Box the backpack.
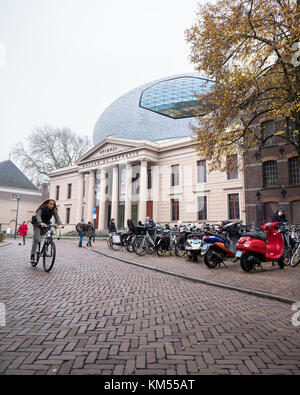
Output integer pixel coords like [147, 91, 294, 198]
[31, 215, 38, 226]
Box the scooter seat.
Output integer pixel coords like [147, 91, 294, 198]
[243, 232, 267, 241]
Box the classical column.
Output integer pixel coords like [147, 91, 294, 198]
[152, 164, 159, 221]
[139, 160, 148, 222]
[124, 162, 132, 228]
[111, 165, 119, 227]
[99, 168, 107, 230]
[87, 170, 96, 222]
[76, 173, 84, 223]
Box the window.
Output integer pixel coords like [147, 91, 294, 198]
[147, 168, 152, 189]
[132, 166, 140, 195]
[289, 157, 300, 185]
[197, 160, 207, 183]
[56, 186, 60, 201]
[262, 120, 275, 146]
[286, 118, 297, 142]
[66, 208, 71, 224]
[83, 179, 86, 197]
[227, 155, 238, 180]
[171, 165, 179, 186]
[171, 199, 180, 221]
[10, 193, 20, 200]
[198, 196, 207, 220]
[263, 161, 278, 187]
[67, 183, 72, 199]
[228, 194, 240, 219]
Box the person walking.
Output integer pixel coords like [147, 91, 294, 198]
[272, 208, 288, 223]
[18, 221, 28, 245]
[75, 219, 87, 247]
[30, 199, 63, 263]
[145, 216, 156, 228]
[86, 221, 95, 247]
[108, 218, 117, 234]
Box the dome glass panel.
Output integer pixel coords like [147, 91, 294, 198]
[139, 77, 214, 119]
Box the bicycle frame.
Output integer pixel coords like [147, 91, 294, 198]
[32, 225, 58, 272]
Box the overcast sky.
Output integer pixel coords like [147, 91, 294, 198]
[0, 0, 205, 162]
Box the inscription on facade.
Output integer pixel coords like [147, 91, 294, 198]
[99, 146, 118, 156]
[81, 151, 140, 169]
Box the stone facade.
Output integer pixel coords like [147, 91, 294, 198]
[0, 188, 42, 235]
[49, 136, 246, 232]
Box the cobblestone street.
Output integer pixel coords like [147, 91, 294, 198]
[0, 240, 299, 375]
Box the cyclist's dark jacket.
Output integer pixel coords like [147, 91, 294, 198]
[36, 206, 62, 226]
[108, 221, 117, 233]
[271, 211, 287, 223]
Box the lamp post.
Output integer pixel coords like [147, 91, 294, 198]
[93, 185, 100, 232]
[14, 194, 20, 239]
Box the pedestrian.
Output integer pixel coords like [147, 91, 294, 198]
[75, 219, 87, 247]
[145, 216, 156, 228]
[30, 199, 63, 263]
[86, 221, 95, 247]
[272, 208, 288, 223]
[17, 221, 28, 245]
[108, 218, 117, 234]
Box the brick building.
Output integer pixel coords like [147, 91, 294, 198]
[244, 118, 300, 225]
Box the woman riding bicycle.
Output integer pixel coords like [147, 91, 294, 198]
[30, 199, 63, 263]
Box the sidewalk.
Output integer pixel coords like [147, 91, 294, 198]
[90, 240, 300, 304]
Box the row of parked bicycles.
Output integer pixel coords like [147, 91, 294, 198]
[106, 219, 300, 272]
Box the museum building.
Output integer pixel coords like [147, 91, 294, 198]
[49, 73, 245, 231]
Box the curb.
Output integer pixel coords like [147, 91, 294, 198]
[92, 249, 298, 305]
[0, 242, 12, 248]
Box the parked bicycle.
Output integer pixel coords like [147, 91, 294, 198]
[290, 224, 300, 268]
[31, 225, 63, 272]
[133, 226, 158, 256]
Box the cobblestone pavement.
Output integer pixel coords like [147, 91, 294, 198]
[91, 240, 300, 302]
[0, 240, 299, 375]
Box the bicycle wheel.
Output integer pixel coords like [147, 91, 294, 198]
[157, 245, 167, 256]
[290, 244, 300, 267]
[125, 235, 134, 252]
[145, 240, 155, 255]
[111, 241, 122, 251]
[107, 236, 113, 250]
[174, 240, 186, 257]
[43, 240, 56, 272]
[133, 235, 147, 256]
[282, 247, 292, 266]
[31, 242, 40, 267]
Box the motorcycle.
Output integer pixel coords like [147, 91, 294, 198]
[201, 221, 243, 268]
[235, 221, 285, 272]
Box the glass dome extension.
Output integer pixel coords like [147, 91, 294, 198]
[139, 77, 214, 119]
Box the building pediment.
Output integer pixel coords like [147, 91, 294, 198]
[76, 136, 143, 165]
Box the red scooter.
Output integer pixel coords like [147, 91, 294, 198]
[235, 222, 285, 272]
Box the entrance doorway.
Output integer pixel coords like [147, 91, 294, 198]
[131, 204, 138, 226]
[146, 201, 153, 219]
[107, 204, 111, 228]
[118, 204, 125, 230]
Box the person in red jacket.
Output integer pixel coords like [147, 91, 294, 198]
[18, 221, 28, 245]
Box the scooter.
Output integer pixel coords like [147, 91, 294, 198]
[185, 233, 202, 262]
[235, 222, 285, 272]
[201, 221, 242, 268]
